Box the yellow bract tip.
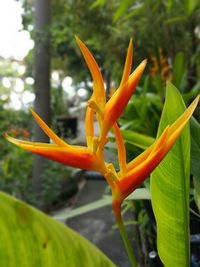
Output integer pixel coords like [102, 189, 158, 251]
[75, 36, 106, 109]
[30, 109, 68, 147]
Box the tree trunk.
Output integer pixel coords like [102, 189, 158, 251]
[32, 0, 51, 194]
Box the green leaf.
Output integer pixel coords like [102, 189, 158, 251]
[166, 0, 173, 11]
[123, 4, 144, 20]
[113, 0, 133, 22]
[194, 176, 200, 213]
[0, 192, 116, 267]
[121, 130, 155, 150]
[90, 0, 106, 9]
[190, 117, 200, 178]
[183, 81, 200, 103]
[152, 74, 164, 95]
[184, 0, 199, 16]
[113, 0, 144, 22]
[164, 16, 187, 25]
[150, 82, 190, 267]
[54, 189, 151, 220]
[173, 52, 185, 89]
[190, 117, 200, 212]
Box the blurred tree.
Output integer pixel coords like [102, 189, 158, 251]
[21, 0, 200, 95]
[110, 0, 200, 91]
[21, 0, 133, 94]
[50, 0, 133, 95]
[32, 0, 51, 194]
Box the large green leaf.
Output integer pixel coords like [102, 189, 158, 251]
[150, 82, 190, 267]
[0, 192, 116, 267]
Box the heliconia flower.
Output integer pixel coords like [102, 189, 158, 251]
[5, 37, 199, 218]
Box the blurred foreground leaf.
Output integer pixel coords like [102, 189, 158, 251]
[0, 192, 115, 267]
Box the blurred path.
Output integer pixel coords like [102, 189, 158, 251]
[66, 179, 130, 267]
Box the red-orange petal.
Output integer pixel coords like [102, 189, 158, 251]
[4, 134, 102, 171]
[101, 60, 147, 141]
[126, 143, 154, 173]
[118, 126, 170, 199]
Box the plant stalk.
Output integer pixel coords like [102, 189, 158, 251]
[113, 201, 137, 267]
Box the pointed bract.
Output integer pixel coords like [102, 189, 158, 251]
[119, 39, 133, 88]
[75, 36, 106, 110]
[101, 60, 147, 142]
[30, 109, 68, 147]
[4, 134, 104, 171]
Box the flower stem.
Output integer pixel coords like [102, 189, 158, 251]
[113, 201, 137, 267]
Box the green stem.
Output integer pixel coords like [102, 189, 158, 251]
[113, 201, 138, 267]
